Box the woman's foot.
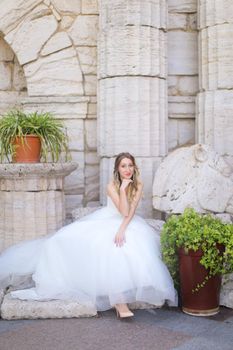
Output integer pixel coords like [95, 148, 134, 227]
[114, 304, 134, 319]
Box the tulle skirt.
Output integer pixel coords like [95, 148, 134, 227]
[0, 205, 176, 311]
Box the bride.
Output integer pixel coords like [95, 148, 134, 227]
[0, 152, 176, 318]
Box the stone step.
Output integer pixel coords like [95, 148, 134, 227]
[0, 293, 97, 320]
[0, 290, 161, 320]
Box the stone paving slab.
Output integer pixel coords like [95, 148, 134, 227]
[0, 307, 233, 350]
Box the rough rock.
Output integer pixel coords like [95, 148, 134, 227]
[220, 273, 233, 309]
[153, 144, 233, 214]
[1, 293, 97, 320]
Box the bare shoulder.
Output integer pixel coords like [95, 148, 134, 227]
[107, 181, 116, 194]
[137, 181, 143, 191]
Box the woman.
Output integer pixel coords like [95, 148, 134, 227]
[0, 153, 176, 318]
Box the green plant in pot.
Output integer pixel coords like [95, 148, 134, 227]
[0, 110, 69, 163]
[161, 208, 233, 316]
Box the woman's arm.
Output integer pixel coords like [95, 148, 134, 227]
[107, 180, 132, 217]
[114, 183, 143, 247]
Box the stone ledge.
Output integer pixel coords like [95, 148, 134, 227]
[0, 293, 97, 320]
[0, 292, 162, 320]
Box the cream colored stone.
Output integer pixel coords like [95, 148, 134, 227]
[65, 194, 84, 214]
[177, 119, 195, 145]
[0, 163, 77, 252]
[5, 15, 58, 65]
[98, 77, 167, 157]
[85, 119, 97, 150]
[168, 119, 178, 150]
[168, 13, 187, 30]
[0, 37, 14, 61]
[52, 0, 81, 14]
[0, 289, 5, 307]
[12, 57, 27, 91]
[85, 151, 100, 165]
[64, 119, 84, 151]
[24, 47, 84, 96]
[60, 15, 75, 30]
[84, 164, 99, 202]
[87, 102, 97, 116]
[168, 96, 195, 118]
[0, 91, 20, 114]
[197, 91, 233, 155]
[168, 31, 198, 75]
[64, 152, 84, 194]
[84, 75, 97, 96]
[41, 32, 72, 56]
[0, 62, 12, 90]
[1, 293, 97, 319]
[198, 0, 233, 29]
[76, 46, 97, 75]
[0, 0, 42, 34]
[129, 302, 162, 310]
[21, 96, 88, 119]
[99, 27, 166, 78]
[168, 76, 198, 96]
[220, 273, 233, 308]
[168, 0, 197, 13]
[81, 0, 98, 14]
[69, 15, 98, 46]
[153, 144, 233, 214]
[100, 0, 166, 29]
[199, 24, 233, 90]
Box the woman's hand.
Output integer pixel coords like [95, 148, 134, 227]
[114, 229, 126, 247]
[120, 179, 132, 191]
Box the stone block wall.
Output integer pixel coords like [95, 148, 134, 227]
[0, 36, 26, 113]
[168, 0, 198, 150]
[0, 0, 99, 219]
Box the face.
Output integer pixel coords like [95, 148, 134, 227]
[118, 157, 134, 180]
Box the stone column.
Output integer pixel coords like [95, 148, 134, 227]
[0, 162, 77, 252]
[196, 0, 233, 161]
[98, 0, 168, 217]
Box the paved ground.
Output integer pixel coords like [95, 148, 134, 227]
[0, 306, 233, 350]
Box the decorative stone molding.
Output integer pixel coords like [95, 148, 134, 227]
[0, 162, 77, 252]
[153, 144, 233, 214]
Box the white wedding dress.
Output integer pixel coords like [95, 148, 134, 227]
[0, 196, 176, 311]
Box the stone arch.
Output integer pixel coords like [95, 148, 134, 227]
[0, 0, 100, 218]
[0, 0, 84, 97]
[0, 34, 27, 113]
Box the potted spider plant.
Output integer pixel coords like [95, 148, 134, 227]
[161, 208, 233, 316]
[0, 110, 69, 163]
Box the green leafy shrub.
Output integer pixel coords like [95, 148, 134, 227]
[0, 110, 69, 162]
[161, 208, 233, 291]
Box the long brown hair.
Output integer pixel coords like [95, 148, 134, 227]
[113, 152, 140, 202]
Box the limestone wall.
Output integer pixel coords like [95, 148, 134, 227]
[0, 0, 99, 219]
[168, 0, 198, 150]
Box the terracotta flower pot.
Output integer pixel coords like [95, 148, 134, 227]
[178, 247, 224, 316]
[12, 135, 41, 163]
